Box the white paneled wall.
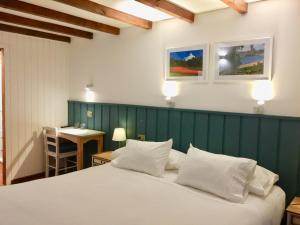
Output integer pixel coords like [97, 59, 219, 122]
[0, 31, 70, 184]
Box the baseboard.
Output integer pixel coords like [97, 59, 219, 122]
[11, 172, 45, 184]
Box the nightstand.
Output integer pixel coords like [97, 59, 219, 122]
[287, 197, 300, 225]
[92, 151, 112, 166]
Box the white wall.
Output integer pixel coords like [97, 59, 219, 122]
[69, 0, 300, 117]
[0, 32, 70, 184]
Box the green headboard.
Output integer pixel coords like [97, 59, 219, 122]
[68, 100, 300, 203]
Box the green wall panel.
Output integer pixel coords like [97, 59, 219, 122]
[223, 116, 240, 157]
[208, 115, 224, 154]
[194, 113, 209, 150]
[94, 104, 102, 131]
[87, 104, 95, 129]
[180, 112, 194, 152]
[146, 109, 157, 141]
[168, 111, 181, 150]
[157, 110, 168, 141]
[68, 101, 300, 203]
[127, 107, 136, 139]
[137, 108, 146, 136]
[240, 117, 259, 159]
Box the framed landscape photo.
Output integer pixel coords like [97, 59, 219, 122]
[214, 38, 273, 80]
[165, 44, 209, 81]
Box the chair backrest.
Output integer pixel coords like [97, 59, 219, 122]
[43, 127, 59, 154]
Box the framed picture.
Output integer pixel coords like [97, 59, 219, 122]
[165, 44, 209, 81]
[214, 37, 273, 80]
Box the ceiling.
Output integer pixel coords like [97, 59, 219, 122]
[0, 0, 264, 35]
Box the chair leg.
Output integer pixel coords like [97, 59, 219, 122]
[55, 157, 59, 176]
[45, 154, 49, 178]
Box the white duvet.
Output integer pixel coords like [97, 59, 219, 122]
[0, 164, 285, 225]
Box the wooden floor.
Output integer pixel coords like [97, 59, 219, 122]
[0, 163, 2, 186]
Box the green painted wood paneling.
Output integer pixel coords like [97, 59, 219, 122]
[208, 115, 224, 154]
[168, 111, 181, 150]
[94, 104, 102, 131]
[127, 107, 136, 139]
[87, 104, 95, 129]
[137, 108, 146, 136]
[68, 101, 74, 126]
[180, 112, 194, 152]
[223, 116, 240, 157]
[110, 106, 119, 149]
[157, 109, 168, 141]
[194, 113, 209, 150]
[240, 117, 259, 159]
[68, 101, 300, 203]
[102, 105, 110, 150]
[118, 106, 127, 130]
[146, 109, 157, 141]
[80, 103, 88, 127]
[258, 118, 279, 172]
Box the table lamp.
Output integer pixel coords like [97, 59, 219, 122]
[112, 128, 126, 148]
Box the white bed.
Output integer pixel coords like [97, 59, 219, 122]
[0, 164, 285, 225]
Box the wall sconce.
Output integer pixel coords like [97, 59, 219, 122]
[85, 83, 95, 102]
[162, 81, 178, 107]
[252, 80, 273, 114]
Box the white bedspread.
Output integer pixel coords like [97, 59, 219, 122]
[0, 164, 285, 225]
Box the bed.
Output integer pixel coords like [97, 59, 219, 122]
[0, 164, 285, 225]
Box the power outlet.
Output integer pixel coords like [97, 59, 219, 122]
[137, 134, 145, 141]
[87, 110, 93, 118]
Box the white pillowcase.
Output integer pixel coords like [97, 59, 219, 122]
[111, 147, 125, 160]
[111, 147, 186, 170]
[111, 139, 173, 177]
[176, 145, 257, 203]
[165, 149, 186, 170]
[248, 165, 279, 197]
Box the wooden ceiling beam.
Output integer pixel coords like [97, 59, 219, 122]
[0, 23, 71, 43]
[53, 0, 152, 29]
[221, 0, 248, 14]
[136, 0, 194, 23]
[0, 12, 93, 39]
[0, 0, 120, 35]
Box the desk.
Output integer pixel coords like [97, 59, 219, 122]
[58, 128, 105, 170]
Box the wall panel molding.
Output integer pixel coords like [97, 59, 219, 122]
[69, 100, 300, 203]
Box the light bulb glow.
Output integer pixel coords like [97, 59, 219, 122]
[252, 80, 273, 105]
[162, 81, 178, 100]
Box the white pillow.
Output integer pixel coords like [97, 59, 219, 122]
[111, 147, 125, 160]
[112, 139, 173, 177]
[165, 149, 186, 170]
[248, 165, 279, 197]
[111, 147, 185, 170]
[176, 145, 257, 203]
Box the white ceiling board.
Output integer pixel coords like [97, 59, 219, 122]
[169, 0, 263, 14]
[20, 0, 130, 28]
[1, 0, 267, 33]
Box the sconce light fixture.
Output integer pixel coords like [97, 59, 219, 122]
[85, 83, 95, 102]
[252, 80, 273, 114]
[162, 81, 178, 107]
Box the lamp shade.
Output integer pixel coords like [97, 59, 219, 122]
[252, 80, 273, 105]
[112, 128, 126, 142]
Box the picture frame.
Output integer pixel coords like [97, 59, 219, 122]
[165, 44, 209, 81]
[214, 37, 273, 81]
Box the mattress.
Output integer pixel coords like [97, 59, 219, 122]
[0, 164, 285, 225]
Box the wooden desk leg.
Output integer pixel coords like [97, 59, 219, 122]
[77, 141, 84, 170]
[98, 135, 103, 153]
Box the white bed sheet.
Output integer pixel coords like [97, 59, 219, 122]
[0, 164, 285, 225]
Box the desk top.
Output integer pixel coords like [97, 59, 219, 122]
[58, 127, 105, 137]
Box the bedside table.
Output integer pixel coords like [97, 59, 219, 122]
[287, 197, 300, 225]
[92, 151, 112, 166]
